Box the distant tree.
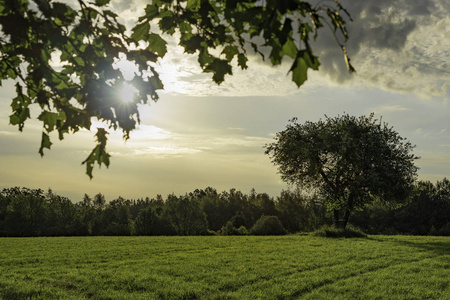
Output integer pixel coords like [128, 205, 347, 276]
[0, 192, 10, 236]
[44, 189, 83, 236]
[163, 194, 208, 235]
[101, 197, 132, 235]
[0, 0, 353, 177]
[93, 193, 106, 210]
[78, 193, 95, 235]
[394, 179, 450, 235]
[275, 189, 323, 233]
[134, 206, 158, 236]
[250, 215, 287, 235]
[265, 113, 419, 229]
[197, 188, 227, 231]
[1, 187, 46, 236]
[134, 206, 175, 236]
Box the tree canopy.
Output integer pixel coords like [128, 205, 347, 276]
[0, 0, 353, 177]
[265, 113, 419, 228]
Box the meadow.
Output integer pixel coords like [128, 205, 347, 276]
[0, 235, 449, 299]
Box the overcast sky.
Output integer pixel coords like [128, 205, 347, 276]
[0, 0, 449, 202]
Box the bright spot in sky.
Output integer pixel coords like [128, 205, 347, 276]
[113, 53, 139, 81]
[120, 82, 138, 103]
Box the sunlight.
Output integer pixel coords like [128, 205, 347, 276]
[113, 53, 139, 81]
[120, 82, 138, 103]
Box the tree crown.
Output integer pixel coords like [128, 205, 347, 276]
[265, 113, 419, 211]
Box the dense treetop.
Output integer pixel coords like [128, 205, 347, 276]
[265, 113, 419, 228]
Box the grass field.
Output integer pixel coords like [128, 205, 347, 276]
[0, 235, 449, 299]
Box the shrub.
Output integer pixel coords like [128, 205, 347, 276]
[438, 222, 450, 236]
[219, 221, 248, 235]
[312, 225, 367, 238]
[250, 215, 287, 236]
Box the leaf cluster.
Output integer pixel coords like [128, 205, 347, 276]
[0, 0, 354, 177]
[0, 0, 163, 177]
[137, 0, 353, 86]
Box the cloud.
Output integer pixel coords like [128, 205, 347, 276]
[313, 0, 450, 98]
[373, 105, 410, 114]
[111, 146, 202, 159]
[147, 0, 450, 99]
[49, 0, 450, 100]
[227, 127, 246, 132]
[130, 125, 173, 141]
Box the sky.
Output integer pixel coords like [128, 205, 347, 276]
[0, 0, 449, 202]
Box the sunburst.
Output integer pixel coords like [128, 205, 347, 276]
[120, 82, 138, 103]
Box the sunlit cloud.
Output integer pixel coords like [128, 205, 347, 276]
[113, 53, 139, 81]
[374, 105, 410, 114]
[0, 131, 15, 136]
[110, 145, 202, 159]
[130, 125, 173, 140]
[211, 136, 272, 148]
[227, 127, 246, 132]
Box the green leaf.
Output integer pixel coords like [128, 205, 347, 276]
[237, 53, 248, 69]
[95, 0, 110, 6]
[149, 74, 164, 90]
[280, 38, 297, 59]
[6, 67, 17, 79]
[198, 49, 214, 68]
[9, 114, 21, 126]
[38, 111, 58, 132]
[159, 16, 176, 34]
[39, 132, 52, 157]
[204, 59, 232, 84]
[179, 21, 192, 33]
[290, 57, 308, 87]
[52, 3, 77, 25]
[146, 33, 167, 57]
[131, 22, 150, 42]
[181, 35, 203, 54]
[290, 50, 320, 87]
[144, 4, 159, 20]
[82, 128, 110, 179]
[187, 0, 201, 12]
[221, 45, 239, 62]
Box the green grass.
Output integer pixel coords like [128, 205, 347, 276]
[0, 235, 449, 299]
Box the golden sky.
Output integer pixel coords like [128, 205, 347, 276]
[0, 0, 449, 202]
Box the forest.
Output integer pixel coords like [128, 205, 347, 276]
[1, 178, 449, 237]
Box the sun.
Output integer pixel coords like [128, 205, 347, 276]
[120, 82, 138, 103]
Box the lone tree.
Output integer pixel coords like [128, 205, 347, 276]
[265, 113, 419, 229]
[0, 0, 353, 177]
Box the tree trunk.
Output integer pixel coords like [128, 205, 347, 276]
[333, 209, 351, 229]
[342, 209, 351, 229]
[333, 209, 341, 228]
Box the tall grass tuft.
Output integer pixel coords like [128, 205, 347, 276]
[312, 225, 367, 238]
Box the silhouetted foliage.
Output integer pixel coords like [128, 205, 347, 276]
[0, 0, 353, 177]
[351, 179, 450, 235]
[219, 221, 248, 236]
[134, 206, 176, 236]
[163, 194, 209, 235]
[1, 179, 448, 237]
[250, 215, 287, 236]
[266, 113, 419, 229]
[275, 190, 328, 233]
[312, 225, 366, 238]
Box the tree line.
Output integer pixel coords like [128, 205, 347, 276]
[1, 179, 449, 237]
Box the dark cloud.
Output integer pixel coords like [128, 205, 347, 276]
[307, 0, 449, 97]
